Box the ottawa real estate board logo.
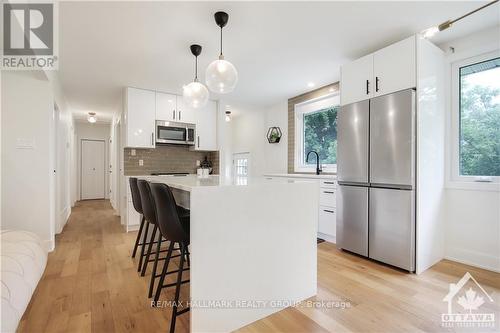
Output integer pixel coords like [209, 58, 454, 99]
[2, 2, 58, 70]
[441, 272, 496, 329]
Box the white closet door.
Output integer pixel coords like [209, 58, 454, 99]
[81, 140, 105, 200]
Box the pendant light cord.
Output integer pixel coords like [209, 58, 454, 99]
[220, 27, 223, 57]
[194, 55, 198, 81]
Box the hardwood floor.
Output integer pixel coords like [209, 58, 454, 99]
[19, 200, 499, 333]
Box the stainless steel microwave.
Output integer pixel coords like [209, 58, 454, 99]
[156, 121, 196, 145]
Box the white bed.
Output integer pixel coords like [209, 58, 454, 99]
[0, 230, 48, 332]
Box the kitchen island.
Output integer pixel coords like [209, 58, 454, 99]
[137, 175, 319, 332]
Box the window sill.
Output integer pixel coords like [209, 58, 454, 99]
[445, 180, 500, 192]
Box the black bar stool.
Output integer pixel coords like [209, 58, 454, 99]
[129, 178, 147, 268]
[150, 182, 190, 333]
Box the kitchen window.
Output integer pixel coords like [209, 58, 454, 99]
[450, 51, 500, 188]
[295, 94, 339, 173]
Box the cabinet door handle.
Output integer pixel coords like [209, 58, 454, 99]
[172, 110, 175, 119]
[366, 79, 369, 95]
[197, 136, 200, 148]
[375, 76, 379, 92]
[151, 132, 154, 145]
[323, 191, 334, 194]
[323, 209, 335, 214]
[179, 110, 181, 121]
[323, 181, 335, 184]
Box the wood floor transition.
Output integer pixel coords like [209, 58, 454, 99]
[18, 200, 499, 333]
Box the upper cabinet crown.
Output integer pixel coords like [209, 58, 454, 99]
[341, 35, 416, 106]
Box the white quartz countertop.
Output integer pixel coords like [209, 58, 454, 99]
[136, 174, 314, 192]
[264, 173, 337, 180]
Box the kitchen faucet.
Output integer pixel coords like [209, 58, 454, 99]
[306, 151, 322, 175]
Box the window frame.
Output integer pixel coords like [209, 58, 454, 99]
[294, 94, 340, 173]
[449, 50, 500, 189]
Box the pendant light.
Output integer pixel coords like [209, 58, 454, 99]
[183, 44, 209, 109]
[205, 11, 238, 94]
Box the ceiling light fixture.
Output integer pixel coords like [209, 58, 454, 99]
[87, 112, 97, 123]
[307, 82, 315, 88]
[205, 11, 238, 94]
[421, 0, 499, 38]
[183, 44, 209, 109]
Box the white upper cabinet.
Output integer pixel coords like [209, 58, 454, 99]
[341, 35, 417, 105]
[373, 36, 416, 97]
[341, 54, 373, 106]
[155, 92, 177, 121]
[125, 87, 156, 148]
[192, 100, 217, 151]
[176, 98, 197, 124]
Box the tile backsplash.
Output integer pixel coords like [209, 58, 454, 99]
[124, 145, 219, 175]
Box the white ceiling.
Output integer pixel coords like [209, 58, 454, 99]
[59, 1, 499, 122]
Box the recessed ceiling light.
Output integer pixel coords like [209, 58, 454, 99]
[307, 82, 315, 88]
[329, 87, 334, 92]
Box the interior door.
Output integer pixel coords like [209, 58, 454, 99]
[336, 185, 368, 256]
[337, 100, 369, 184]
[370, 89, 415, 187]
[369, 187, 415, 271]
[81, 140, 105, 200]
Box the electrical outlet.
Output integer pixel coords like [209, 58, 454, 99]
[139, 159, 143, 166]
[196, 160, 200, 167]
[131, 149, 136, 156]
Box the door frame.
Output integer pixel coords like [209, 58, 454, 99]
[80, 139, 106, 200]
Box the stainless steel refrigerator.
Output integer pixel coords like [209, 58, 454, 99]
[336, 89, 416, 271]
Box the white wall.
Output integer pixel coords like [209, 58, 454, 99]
[439, 25, 500, 272]
[1, 71, 55, 250]
[75, 122, 111, 200]
[228, 101, 288, 177]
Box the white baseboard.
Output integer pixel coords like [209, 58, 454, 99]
[445, 247, 500, 273]
[44, 238, 55, 252]
[125, 224, 140, 232]
[318, 233, 336, 244]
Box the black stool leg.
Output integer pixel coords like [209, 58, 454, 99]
[154, 241, 175, 303]
[170, 243, 186, 333]
[148, 231, 162, 298]
[141, 225, 157, 276]
[185, 245, 190, 267]
[131, 216, 145, 258]
[138, 221, 150, 272]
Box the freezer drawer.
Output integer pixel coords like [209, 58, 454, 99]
[337, 100, 369, 183]
[370, 89, 415, 187]
[336, 185, 368, 256]
[369, 187, 415, 271]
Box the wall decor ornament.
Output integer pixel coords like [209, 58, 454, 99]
[267, 127, 282, 143]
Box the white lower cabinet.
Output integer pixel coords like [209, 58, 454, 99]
[264, 175, 337, 243]
[319, 207, 336, 239]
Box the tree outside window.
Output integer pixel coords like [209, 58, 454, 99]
[459, 57, 500, 177]
[303, 106, 338, 166]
